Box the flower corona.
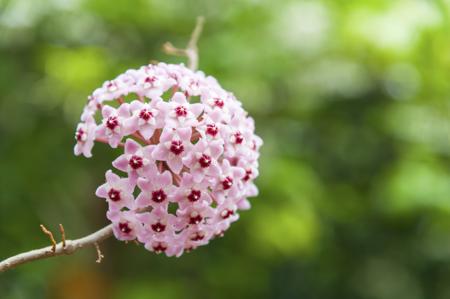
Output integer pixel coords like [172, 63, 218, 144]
[74, 63, 262, 257]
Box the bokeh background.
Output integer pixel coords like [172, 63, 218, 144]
[1, 0, 449, 298]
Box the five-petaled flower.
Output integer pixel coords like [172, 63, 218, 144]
[151, 127, 193, 174]
[74, 116, 96, 158]
[158, 92, 203, 128]
[96, 170, 134, 209]
[96, 105, 130, 148]
[135, 170, 175, 209]
[124, 99, 163, 140]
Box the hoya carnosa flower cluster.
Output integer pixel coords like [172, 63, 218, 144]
[74, 63, 262, 257]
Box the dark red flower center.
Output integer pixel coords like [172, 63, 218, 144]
[129, 155, 143, 169]
[206, 124, 218, 137]
[189, 212, 203, 225]
[198, 154, 211, 168]
[252, 140, 257, 150]
[139, 109, 153, 121]
[106, 116, 119, 130]
[187, 189, 201, 202]
[170, 140, 184, 155]
[189, 80, 199, 89]
[234, 132, 244, 144]
[151, 222, 166, 232]
[75, 128, 85, 141]
[108, 188, 121, 202]
[243, 169, 252, 182]
[221, 209, 234, 219]
[175, 106, 187, 117]
[106, 82, 117, 91]
[214, 98, 224, 108]
[222, 177, 233, 190]
[145, 76, 157, 85]
[190, 231, 205, 241]
[151, 189, 167, 203]
[119, 222, 132, 234]
[152, 242, 167, 253]
[184, 246, 195, 252]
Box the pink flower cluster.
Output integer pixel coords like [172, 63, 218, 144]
[74, 63, 262, 256]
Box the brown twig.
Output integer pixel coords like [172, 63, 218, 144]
[94, 243, 104, 264]
[132, 132, 150, 144]
[59, 224, 66, 248]
[163, 16, 205, 71]
[40, 224, 57, 253]
[162, 42, 186, 56]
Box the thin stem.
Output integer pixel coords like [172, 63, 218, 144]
[94, 242, 104, 264]
[186, 16, 205, 70]
[163, 16, 205, 71]
[39, 224, 57, 253]
[59, 224, 66, 248]
[131, 132, 151, 145]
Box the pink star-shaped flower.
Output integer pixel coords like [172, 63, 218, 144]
[135, 170, 175, 209]
[158, 92, 203, 128]
[135, 65, 175, 99]
[95, 170, 134, 209]
[123, 99, 162, 140]
[174, 173, 213, 209]
[214, 159, 245, 200]
[176, 201, 215, 228]
[151, 127, 192, 174]
[136, 207, 180, 243]
[144, 239, 183, 257]
[112, 139, 156, 182]
[96, 104, 131, 148]
[196, 113, 231, 142]
[182, 139, 223, 183]
[74, 116, 96, 158]
[107, 210, 141, 241]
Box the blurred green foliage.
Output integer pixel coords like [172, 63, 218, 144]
[0, 0, 449, 298]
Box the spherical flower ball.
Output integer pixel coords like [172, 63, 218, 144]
[74, 63, 262, 257]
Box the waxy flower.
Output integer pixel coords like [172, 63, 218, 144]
[74, 116, 96, 158]
[182, 139, 223, 183]
[136, 65, 175, 99]
[96, 104, 130, 148]
[158, 92, 203, 128]
[135, 170, 175, 209]
[174, 173, 213, 209]
[151, 127, 193, 174]
[74, 63, 262, 256]
[213, 159, 246, 201]
[112, 139, 156, 182]
[95, 170, 134, 209]
[107, 210, 141, 241]
[124, 99, 163, 140]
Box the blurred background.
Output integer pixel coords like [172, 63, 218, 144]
[0, 0, 449, 298]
